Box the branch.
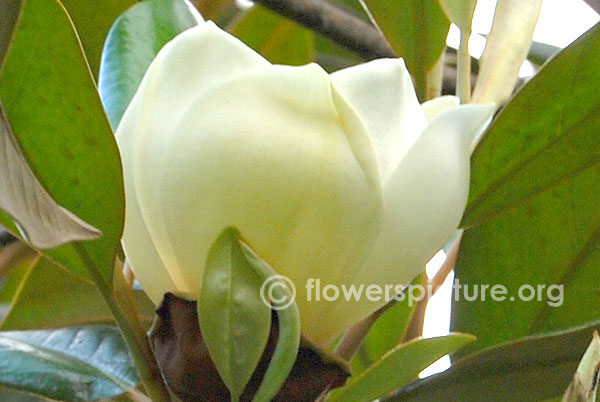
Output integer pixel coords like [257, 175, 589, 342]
[252, 0, 396, 60]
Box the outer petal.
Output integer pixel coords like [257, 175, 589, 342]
[116, 84, 178, 304]
[117, 21, 269, 295]
[133, 63, 383, 346]
[346, 104, 495, 322]
[330, 59, 428, 183]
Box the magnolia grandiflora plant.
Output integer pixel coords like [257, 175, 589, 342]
[116, 18, 494, 348]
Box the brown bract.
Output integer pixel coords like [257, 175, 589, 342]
[149, 293, 349, 402]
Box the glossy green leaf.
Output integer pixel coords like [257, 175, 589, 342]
[59, 0, 137, 78]
[361, 0, 450, 99]
[0, 105, 102, 249]
[198, 228, 271, 402]
[453, 22, 600, 357]
[387, 322, 600, 402]
[240, 240, 301, 402]
[329, 334, 475, 402]
[0, 325, 139, 402]
[0, 0, 124, 281]
[1, 257, 155, 330]
[99, 0, 201, 129]
[229, 6, 314, 66]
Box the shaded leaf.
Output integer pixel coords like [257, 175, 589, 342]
[0, 0, 124, 281]
[0, 0, 21, 66]
[1, 257, 155, 330]
[198, 228, 271, 401]
[0, 106, 101, 249]
[229, 6, 314, 66]
[0, 325, 138, 402]
[387, 322, 600, 402]
[361, 0, 450, 99]
[328, 333, 475, 402]
[99, 0, 201, 129]
[453, 22, 600, 357]
[561, 331, 600, 402]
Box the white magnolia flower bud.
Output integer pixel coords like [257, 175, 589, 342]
[116, 20, 494, 347]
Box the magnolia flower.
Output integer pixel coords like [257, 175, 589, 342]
[116, 20, 494, 347]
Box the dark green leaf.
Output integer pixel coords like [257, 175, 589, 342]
[1, 257, 155, 330]
[387, 323, 600, 402]
[59, 0, 137, 78]
[99, 0, 201, 129]
[361, 0, 450, 99]
[229, 6, 314, 66]
[329, 333, 475, 402]
[0, 325, 139, 402]
[0, 0, 124, 281]
[198, 228, 271, 401]
[453, 22, 600, 357]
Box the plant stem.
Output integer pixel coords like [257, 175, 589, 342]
[457, 28, 471, 103]
[72, 243, 171, 402]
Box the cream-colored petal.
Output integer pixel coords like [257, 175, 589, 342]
[117, 21, 270, 290]
[331, 58, 428, 183]
[345, 104, 495, 322]
[116, 87, 178, 304]
[134, 63, 383, 346]
[421, 95, 459, 122]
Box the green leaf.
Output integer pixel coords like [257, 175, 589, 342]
[59, 0, 137, 78]
[350, 278, 420, 374]
[387, 322, 600, 402]
[240, 240, 301, 402]
[0, 0, 124, 282]
[361, 0, 450, 99]
[0, 325, 139, 402]
[0, 105, 102, 249]
[329, 333, 475, 402]
[1, 257, 155, 330]
[99, 0, 201, 129]
[198, 228, 271, 402]
[229, 6, 314, 66]
[453, 22, 600, 357]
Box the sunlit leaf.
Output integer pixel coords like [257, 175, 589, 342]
[453, 22, 600, 358]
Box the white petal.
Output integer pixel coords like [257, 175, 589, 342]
[117, 22, 270, 291]
[345, 104, 495, 322]
[421, 95, 459, 122]
[331, 58, 428, 183]
[116, 90, 178, 304]
[133, 63, 383, 346]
